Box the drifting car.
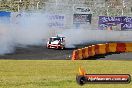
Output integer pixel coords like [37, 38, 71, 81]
[47, 35, 65, 49]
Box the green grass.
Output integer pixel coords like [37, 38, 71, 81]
[0, 60, 131, 88]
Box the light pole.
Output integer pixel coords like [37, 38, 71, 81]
[122, 0, 125, 16]
[37, 1, 40, 10]
[107, 6, 109, 16]
[131, 7, 132, 15]
[18, 4, 19, 12]
[18, 0, 22, 12]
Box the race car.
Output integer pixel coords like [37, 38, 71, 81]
[47, 35, 65, 49]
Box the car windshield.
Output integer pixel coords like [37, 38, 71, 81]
[50, 38, 61, 42]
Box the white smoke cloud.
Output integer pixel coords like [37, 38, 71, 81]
[0, 12, 53, 55]
[0, 24, 15, 54]
[62, 28, 132, 48]
[13, 13, 50, 45]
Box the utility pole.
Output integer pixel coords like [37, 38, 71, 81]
[107, 6, 109, 16]
[37, 1, 40, 9]
[122, 0, 125, 16]
[18, 0, 22, 12]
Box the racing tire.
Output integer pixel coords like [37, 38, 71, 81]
[61, 46, 64, 50]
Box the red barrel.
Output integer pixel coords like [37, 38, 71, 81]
[116, 43, 126, 52]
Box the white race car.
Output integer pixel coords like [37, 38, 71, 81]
[47, 36, 65, 49]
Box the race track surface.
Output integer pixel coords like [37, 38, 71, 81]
[0, 45, 132, 60]
[0, 46, 74, 60]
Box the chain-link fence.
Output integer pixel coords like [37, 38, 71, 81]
[0, 0, 131, 15]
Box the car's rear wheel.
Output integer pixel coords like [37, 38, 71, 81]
[47, 45, 50, 49]
[61, 46, 64, 49]
[61, 46, 65, 50]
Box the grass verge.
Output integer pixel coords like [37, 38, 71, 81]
[0, 60, 131, 88]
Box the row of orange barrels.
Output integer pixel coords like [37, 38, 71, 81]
[72, 42, 132, 60]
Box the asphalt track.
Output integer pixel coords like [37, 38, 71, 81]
[0, 44, 132, 60]
[0, 46, 74, 60]
[0, 43, 94, 60]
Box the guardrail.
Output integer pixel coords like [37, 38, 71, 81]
[72, 42, 132, 60]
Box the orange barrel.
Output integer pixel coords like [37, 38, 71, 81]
[106, 43, 117, 53]
[72, 50, 79, 60]
[116, 43, 126, 52]
[95, 44, 99, 55]
[88, 45, 95, 56]
[82, 48, 86, 59]
[95, 44, 106, 55]
[105, 43, 109, 53]
[91, 45, 95, 56]
[125, 43, 132, 52]
[78, 49, 83, 60]
[88, 46, 92, 57]
[84, 47, 89, 58]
